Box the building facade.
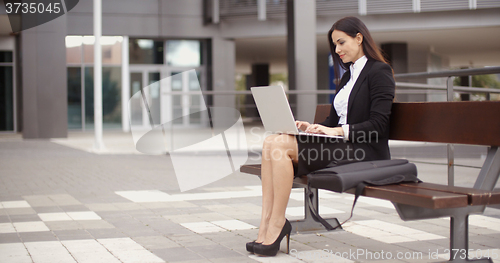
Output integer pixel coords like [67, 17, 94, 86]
[0, 0, 499, 138]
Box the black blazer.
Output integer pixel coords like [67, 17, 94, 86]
[320, 59, 395, 161]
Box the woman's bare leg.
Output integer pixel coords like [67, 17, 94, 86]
[255, 134, 279, 243]
[262, 134, 298, 245]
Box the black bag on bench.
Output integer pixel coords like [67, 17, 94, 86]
[306, 159, 420, 230]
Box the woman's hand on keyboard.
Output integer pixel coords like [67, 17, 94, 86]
[295, 121, 311, 131]
[305, 124, 344, 137]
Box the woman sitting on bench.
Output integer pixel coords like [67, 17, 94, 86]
[247, 16, 396, 257]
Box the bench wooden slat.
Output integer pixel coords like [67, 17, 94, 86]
[240, 164, 470, 209]
[346, 184, 468, 209]
[401, 182, 500, 206]
[315, 102, 500, 146]
[491, 189, 500, 205]
[240, 164, 261, 176]
[389, 102, 500, 146]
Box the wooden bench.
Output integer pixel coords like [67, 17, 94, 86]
[241, 101, 500, 263]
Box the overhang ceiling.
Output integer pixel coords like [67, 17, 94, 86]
[235, 26, 500, 74]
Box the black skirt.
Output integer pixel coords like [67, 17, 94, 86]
[295, 134, 363, 177]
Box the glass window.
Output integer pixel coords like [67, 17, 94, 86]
[81, 36, 123, 65]
[84, 67, 122, 128]
[148, 72, 161, 125]
[102, 37, 122, 65]
[65, 36, 83, 64]
[129, 72, 143, 126]
[166, 40, 201, 67]
[0, 66, 14, 131]
[66, 36, 123, 130]
[171, 72, 183, 124]
[129, 39, 164, 64]
[0, 51, 13, 63]
[67, 67, 82, 129]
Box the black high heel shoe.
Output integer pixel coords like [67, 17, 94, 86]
[245, 241, 262, 253]
[253, 219, 292, 256]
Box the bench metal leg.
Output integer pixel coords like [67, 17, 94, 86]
[394, 205, 493, 263]
[290, 187, 342, 233]
[448, 214, 492, 263]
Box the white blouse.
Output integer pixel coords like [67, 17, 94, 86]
[333, 55, 368, 140]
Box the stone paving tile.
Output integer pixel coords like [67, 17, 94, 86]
[164, 214, 208, 224]
[119, 226, 159, 237]
[151, 247, 207, 262]
[169, 233, 219, 248]
[422, 237, 450, 248]
[211, 256, 260, 263]
[94, 211, 131, 221]
[191, 212, 236, 222]
[0, 243, 31, 262]
[0, 232, 22, 243]
[139, 218, 185, 233]
[22, 195, 59, 207]
[108, 249, 164, 263]
[70, 251, 121, 263]
[132, 235, 182, 249]
[135, 215, 170, 224]
[52, 230, 94, 240]
[31, 206, 65, 213]
[469, 233, 500, 247]
[18, 231, 58, 242]
[47, 195, 82, 206]
[43, 220, 82, 231]
[2, 140, 500, 262]
[235, 228, 260, 241]
[342, 235, 399, 254]
[25, 241, 77, 263]
[201, 229, 247, 242]
[59, 205, 90, 212]
[193, 244, 244, 259]
[394, 240, 447, 254]
[104, 217, 141, 228]
[208, 234, 253, 255]
[0, 215, 11, 223]
[149, 221, 194, 235]
[85, 203, 120, 212]
[112, 202, 147, 211]
[2, 208, 37, 216]
[86, 228, 129, 239]
[125, 209, 161, 221]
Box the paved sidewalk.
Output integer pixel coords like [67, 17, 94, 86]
[1, 131, 499, 263]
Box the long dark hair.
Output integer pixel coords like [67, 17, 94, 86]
[328, 16, 390, 86]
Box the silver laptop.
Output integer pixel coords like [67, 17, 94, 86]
[251, 85, 343, 138]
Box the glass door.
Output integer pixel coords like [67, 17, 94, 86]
[129, 67, 206, 130]
[166, 69, 206, 127]
[129, 68, 161, 130]
[0, 51, 14, 132]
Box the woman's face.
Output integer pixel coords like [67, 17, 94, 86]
[331, 30, 364, 64]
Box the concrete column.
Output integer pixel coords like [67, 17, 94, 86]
[287, 0, 317, 122]
[212, 37, 235, 109]
[21, 16, 67, 138]
[121, 36, 130, 132]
